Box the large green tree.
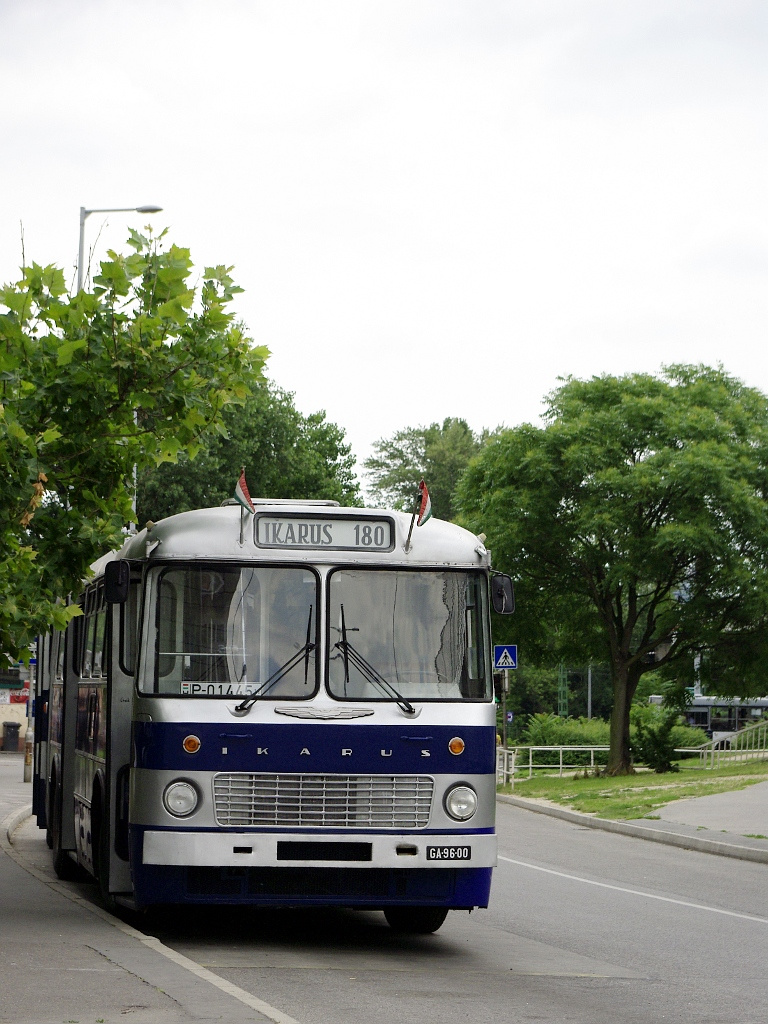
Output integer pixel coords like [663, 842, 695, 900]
[0, 230, 267, 662]
[137, 381, 360, 521]
[458, 366, 768, 774]
[364, 417, 486, 521]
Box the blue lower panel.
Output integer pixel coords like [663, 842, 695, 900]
[132, 861, 492, 909]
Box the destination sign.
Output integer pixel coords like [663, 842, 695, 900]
[255, 516, 394, 551]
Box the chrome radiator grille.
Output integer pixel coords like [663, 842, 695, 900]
[213, 773, 434, 828]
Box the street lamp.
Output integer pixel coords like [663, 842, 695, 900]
[77, 204, 163, 292]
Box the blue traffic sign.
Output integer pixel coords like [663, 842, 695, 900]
[494, 644, 517, 670]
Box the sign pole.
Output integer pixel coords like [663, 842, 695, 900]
[501, 680, 507, 751]
[494, 647, 517, 753]
[502, 668, 511, 749]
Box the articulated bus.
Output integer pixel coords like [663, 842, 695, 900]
[33, 500, 513, 933]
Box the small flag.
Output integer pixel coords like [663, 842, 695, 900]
[416, 479, 432, 526]
[234, 470, 255, 514]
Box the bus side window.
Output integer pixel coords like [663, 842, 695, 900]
[82, 615, 93, 678]
[80, 586, 98, 678]
[93, 605, 106, 677]
[120, 580, 140, 675]
[56, 630, 65, 680]
[463, 579, 487, 697]
[157, 579, 179, 683]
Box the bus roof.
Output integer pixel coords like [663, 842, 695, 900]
[91, 502, 492, 572]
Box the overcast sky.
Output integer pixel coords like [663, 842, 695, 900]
[2, 1, 767, 489]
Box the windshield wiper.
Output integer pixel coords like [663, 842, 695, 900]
[235, 607, 315, 712]
[334, 604, 416, 715]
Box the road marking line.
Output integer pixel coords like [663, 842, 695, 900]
[132, 935, 303, 1024]
[1, 808, 302, 1024]
[499, 855, 768, 925]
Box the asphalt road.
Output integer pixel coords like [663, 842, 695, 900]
[139, 802, 768, 1024]
[2, 754, 767, 1024]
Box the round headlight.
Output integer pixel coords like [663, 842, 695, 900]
[163, 781, 199, 817]
[444, 785, 478, 822]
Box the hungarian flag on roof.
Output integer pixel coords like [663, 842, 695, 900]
[234, 470, 256, 514]
[416, 479, 432, 526]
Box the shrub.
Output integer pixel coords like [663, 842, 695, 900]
[516, 709, 705, 771]
[631, 710, 680, 772]
[631, 703, 705, 757]
[519, 714, 610, 766]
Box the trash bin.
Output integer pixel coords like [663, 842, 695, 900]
[2, 721, 21, 752]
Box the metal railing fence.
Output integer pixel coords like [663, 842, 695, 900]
[496, 747, 516, 786]
[699, 718, 768, 770]
[496, 745, 609, 785]
[496, 724, 768, 787]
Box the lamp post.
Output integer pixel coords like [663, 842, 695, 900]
[77, 204, 162, 292]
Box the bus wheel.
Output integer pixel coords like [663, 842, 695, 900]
[384, 907, 449, 934]
[50, 781, 80, 881]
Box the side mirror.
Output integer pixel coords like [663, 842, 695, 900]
[490, 574, 515, 615]
[104, 560, 130, 605]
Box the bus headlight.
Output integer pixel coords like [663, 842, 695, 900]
[444, 785, 477, 822]
[163, 781, 199, 817]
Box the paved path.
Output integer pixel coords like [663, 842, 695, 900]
[656, 777, 768, 835]
[0, 754, 281, 1023]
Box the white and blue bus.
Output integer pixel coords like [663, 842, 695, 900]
[33, 499, 513, 933]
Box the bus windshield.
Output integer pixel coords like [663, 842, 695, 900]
[140, 565, 319, 697]
[327, 569, 490, 701]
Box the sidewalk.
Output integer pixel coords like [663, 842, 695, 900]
[499, 779, 768, 864]
[0, 754, 286, 1024]
[0, 750, 33, 824]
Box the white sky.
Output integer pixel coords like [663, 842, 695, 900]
[2, 1, 767, 486]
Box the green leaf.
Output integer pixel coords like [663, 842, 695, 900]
[157, 292, 193, 325]
[56, 338, 88, 365]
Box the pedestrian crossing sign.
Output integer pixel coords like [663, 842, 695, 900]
[494, 645, 517, 670]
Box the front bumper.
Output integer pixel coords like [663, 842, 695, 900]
[140, 828, 497, 868]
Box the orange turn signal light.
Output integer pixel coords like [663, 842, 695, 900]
[183, 734, 201, 754]
[448, 736, 465, 756]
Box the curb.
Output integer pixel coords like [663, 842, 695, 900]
[1, 806, 302, 1024]
[3, 803, 32, 846]
[498, 793, 768, 864]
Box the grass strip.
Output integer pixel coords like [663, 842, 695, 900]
[498, 758, 768, 820]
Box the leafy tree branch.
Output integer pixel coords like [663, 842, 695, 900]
[0, 231, 268, 663]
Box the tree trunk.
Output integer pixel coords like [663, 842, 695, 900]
[607, 660, 636, 775]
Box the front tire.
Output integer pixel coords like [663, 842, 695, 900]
[384, 907, 449, 934]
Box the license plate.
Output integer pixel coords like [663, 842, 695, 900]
[180, 682, 257, 696]
[426, 845, 471, 861]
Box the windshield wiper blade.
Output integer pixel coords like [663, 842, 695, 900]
[234, 643, 316, 712]
[335, 604, 416, 715]
[304, 604, 314, 685]
[235, 607, 315, 713]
